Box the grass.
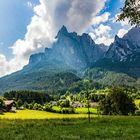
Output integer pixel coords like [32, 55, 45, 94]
[0, 116, 140, 140]
[0, 110, 96, 120]
[52, 106, 98, 114]
[75, 108, 97, 114]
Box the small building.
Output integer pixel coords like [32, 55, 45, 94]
[71, 101, 85, 108]
[4, 100, 16, 112]
[50, 101, 57, 106]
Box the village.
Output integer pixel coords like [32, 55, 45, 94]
[0, 97, 98, 115]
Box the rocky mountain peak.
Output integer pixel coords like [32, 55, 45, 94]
[28, 26, 106, 70]
[105, 27, 140, 62]
[56, 25, 68, 38]
[114, 35, 120, 42]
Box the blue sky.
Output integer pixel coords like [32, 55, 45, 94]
[0, 0, 39, 58]
[103, 0, 127, 36]
[0, 0, 130, 77]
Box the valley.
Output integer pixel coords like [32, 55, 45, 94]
[0, 0, 140, 139]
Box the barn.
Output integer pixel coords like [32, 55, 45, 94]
[4, 100, 16, 112]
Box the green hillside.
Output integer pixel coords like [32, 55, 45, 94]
[0, 71, 81, 94]
[0, 66, 140, 95]
[84, 68, 139, 87]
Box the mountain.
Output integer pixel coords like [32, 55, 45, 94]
[85, 27, 140, 86]
[0, 26, 140, 93]
[27, 26, 106, 72]
[92, 27, 140, 78]
[0, 26, 106, 93]
[105, 27, 140, 63]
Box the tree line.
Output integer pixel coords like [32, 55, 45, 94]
[4, 90, 51, 105]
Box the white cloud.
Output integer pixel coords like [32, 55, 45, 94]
[118, 19, 129, 27]
[89, 24, 114, 46]
[94, 24, 111, 36]
[88, 32, 96, 40]
[0, 54, 9, 77]
[117, 28, 128, 38]
[95, 36, 114, 46]
[91, 12, 110, 25]
[0, 0, 107, 77]
[66, 0, 107, 33]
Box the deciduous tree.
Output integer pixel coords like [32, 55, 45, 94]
[118, 0, 140, 26]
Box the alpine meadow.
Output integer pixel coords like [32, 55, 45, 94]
[0, 0, 140, 140]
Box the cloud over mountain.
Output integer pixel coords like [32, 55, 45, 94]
[0, 0, 107, 77]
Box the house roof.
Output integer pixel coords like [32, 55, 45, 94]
[4, 100, 14, 106]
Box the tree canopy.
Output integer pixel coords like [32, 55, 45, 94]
[118, 0, 140, 26]
[4, 91, 51, 105]
[99, 87, 136, 115]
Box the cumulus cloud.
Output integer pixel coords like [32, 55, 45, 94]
[91, 12, 110, 25]
[0, 54, 9, 77]
[95, 36, 114, 46]
[117, 28, 128, 38]
[89, 24, 114, 46]
[66, 0, 106, 32]
[94, 24, 111, 36]
[0, 0, 107, 77]
[88, 11, 114, 46]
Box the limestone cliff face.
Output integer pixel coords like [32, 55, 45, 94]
[29, 26, 105, 71]
[1, 27, 140, 93]
[106, 27, 140, 62]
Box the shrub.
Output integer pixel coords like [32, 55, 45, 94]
[61, 108, 75, 114]
[59, 100, 70, 108]
[23, 102, 29, 109]
[16, 99, 23, 107]
[33, 103, 43, 111]
[28, 102, 35, 110]
[43, 103, 52, 112]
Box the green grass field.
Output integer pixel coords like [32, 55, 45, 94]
[52, 106, 98, 114]
[75, 108, 97, 114]
[0, 109, 140, 140]
[0, 110, 96, 120]
[0, 116, 140, 140]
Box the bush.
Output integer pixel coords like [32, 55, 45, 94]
[61, 108, 75, 114]
[33, 103, 43, 111]
[43, 103, 52, 112]
[59, 100, 70, 108]
[99, 87, 136, 115]
[23, 102, 29, 109]
[16, 99, 23, 107]
[28, 102, 35, 110]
